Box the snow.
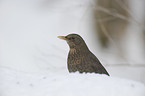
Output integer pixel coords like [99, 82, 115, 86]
[0, 67, 145, 96]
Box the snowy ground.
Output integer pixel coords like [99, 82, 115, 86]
[0, 67, 145, 96]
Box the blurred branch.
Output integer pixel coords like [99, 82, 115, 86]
[96, 17, 115, 22]
[95, 6, 131, 22]
[99, 22, 129, 62]
[94, 4, 145, 31]
[106, 64, 145, 67]
[115, 0, 145, 31]
[0, 65, 31, 74]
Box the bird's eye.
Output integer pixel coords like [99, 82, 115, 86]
[68, 37, 75, 40]
[71, 37, 75, 39]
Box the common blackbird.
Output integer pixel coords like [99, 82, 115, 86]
[58, 34, 109, 76]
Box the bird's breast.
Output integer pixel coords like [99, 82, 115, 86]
[68, 49, 84, 65]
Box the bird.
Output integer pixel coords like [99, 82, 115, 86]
[58, 34, 110, 76]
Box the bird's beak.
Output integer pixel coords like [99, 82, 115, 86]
[58, 36, 67, 40]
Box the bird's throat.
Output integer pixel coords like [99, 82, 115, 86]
[69, 48, 77, 54]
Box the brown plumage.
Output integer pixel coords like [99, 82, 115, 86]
[58, 34, 109, 76]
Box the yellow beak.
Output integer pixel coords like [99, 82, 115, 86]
[58, 36, 67, 40]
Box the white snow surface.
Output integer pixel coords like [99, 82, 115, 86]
[0, 67, 145, 96]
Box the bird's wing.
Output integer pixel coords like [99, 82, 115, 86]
[85, 51, 110, 76]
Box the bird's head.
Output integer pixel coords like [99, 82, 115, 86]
[58, 34, 88, 49]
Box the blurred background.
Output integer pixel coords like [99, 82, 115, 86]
[0, 0, 145, 83]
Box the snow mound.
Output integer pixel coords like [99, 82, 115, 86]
[0, 67, 144, 96]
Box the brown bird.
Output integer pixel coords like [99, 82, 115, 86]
[58, 34, 109, 76]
